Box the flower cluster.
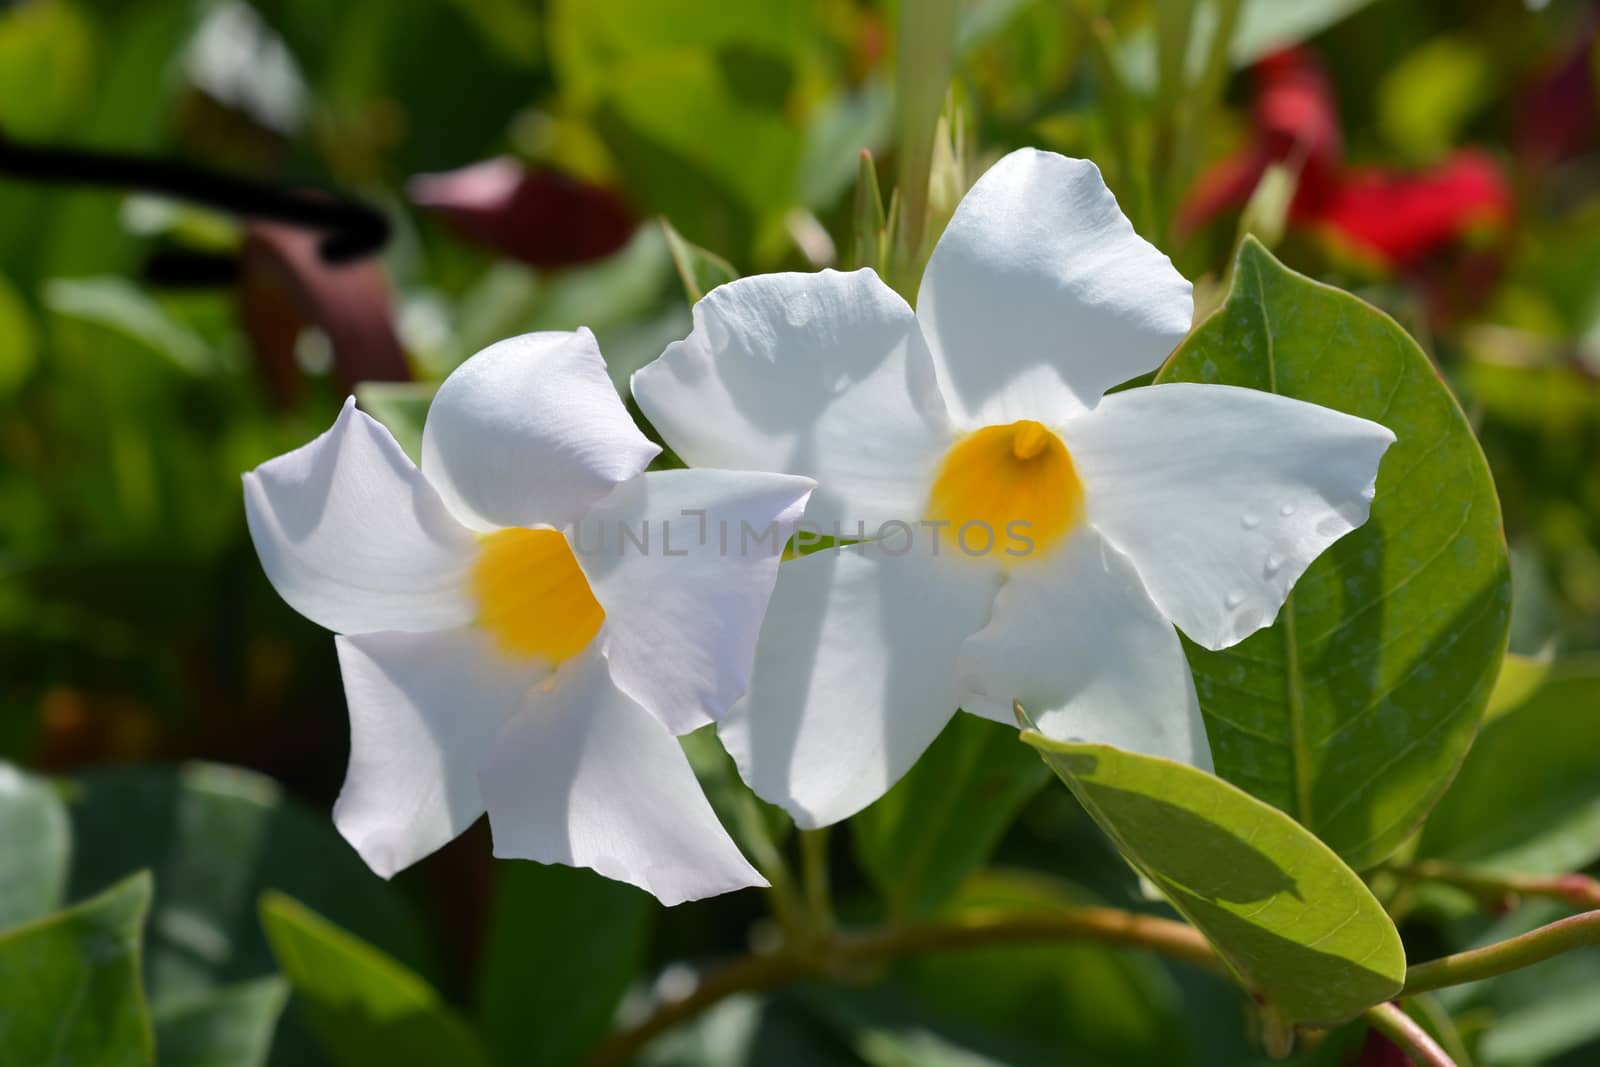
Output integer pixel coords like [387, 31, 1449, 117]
[246, 149, 1394, 903]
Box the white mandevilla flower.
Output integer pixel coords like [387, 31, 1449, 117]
[633, 148, 1397, 828]
[243, 329, 814, 904]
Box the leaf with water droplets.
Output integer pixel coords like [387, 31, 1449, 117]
[1156, 238, 1510, 869]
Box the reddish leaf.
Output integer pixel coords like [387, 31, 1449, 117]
[408, 157, 634, 268]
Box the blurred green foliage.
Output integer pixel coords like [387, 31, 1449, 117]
[3, 1, 1600, 1065]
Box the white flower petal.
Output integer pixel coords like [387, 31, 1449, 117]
[1065, 383, 1396, 651]
[916, 149, 1193, 424]
[575, 469, 814, 735]
[332, 628, 547, 878]
[482, 651, 764, 906]
[632, 269, 954, 530]
[719, 542, 1002, 828]
[959, 527, 1212, 770]
[243, 397, 479, 635]
[422, 329, 660, 531]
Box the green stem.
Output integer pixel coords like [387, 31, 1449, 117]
[1382, 859, 1600, 911]
[1363, 1002, 1457, 1067]
[576, 907, 1218, 1067]
[889, 0, 960, 296]
[799, 828, 835, 938]
[1403, 909, 1600, 995]
[729, 791, 806, 939]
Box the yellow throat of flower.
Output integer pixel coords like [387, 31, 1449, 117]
[471, 527, 604, 663]
[924, 419, 1084, 563]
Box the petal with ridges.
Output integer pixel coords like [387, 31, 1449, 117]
[423, 329, 660, 531]
[482, 651, 764, 906]
[719, 541, 1002, 829]
[575, 468, 814, 735]
[243, 397, 478, 635]
[917, 149, 1193, 425]
[1064, 382, 1395, 651]
[960, 526, 1211, 770]
[632, 269, 953, 530]
[333, 628, 547, 878]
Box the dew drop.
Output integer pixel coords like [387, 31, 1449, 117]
[1279, 502, 1297, 517]
[1224, 590, 1245, 609]
[1265, 553, 1284, 577]
[1240, 512, 1261, 529]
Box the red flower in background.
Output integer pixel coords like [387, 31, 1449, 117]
[407, 157, 635, 269]
[1179, 47, 1513, 277]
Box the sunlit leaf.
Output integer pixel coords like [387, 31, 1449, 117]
[0, 762, 70, 930]
[477, 864, 653, 1067]
[1025, 735, 1405, 1024]
[260, 893, 488, 1067]
[0, 872, 154, 1067]
[1157, 237, 1511, 869]
[1417, 658, 1600, 876]
[853, 716, 1049, 919]
[0, 0, 95, 139]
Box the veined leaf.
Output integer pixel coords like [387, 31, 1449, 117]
[0, 872, 155, 1067]
[0, 762, 70, 930]
[1026, 735, 1405, 1025]
[1157, 238, 1510, 869]
[854, 715, 1049, 919]
[1417, 658, 1600, 875]
[260, 893, 488, 1067]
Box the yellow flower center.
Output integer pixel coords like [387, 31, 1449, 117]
[471, 528, 604, 663]
[924, 419, 1084, 563]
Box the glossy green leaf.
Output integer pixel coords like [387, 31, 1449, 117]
[1417, 658, 1600, 875]
[853, 715, 1049, 919]
[153, 977, 290, 1067]
[0, 872, 154, 1067]
[260, 893, 489, 1067]
[1157, 238, 1511, 868]
[661, 218, 738, 305]
[1025, 735, 1405, 1024]
[478, 864, 654, 1067]
[0, 762, 70, 930]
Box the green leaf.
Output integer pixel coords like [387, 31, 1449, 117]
[1121, 0, 1378, 92]
[0, 0, 95, 139]
[0, 275, 38, 397]
[890, 872, 1190, 1065]
[1416, 658, 1600, 876]
[661, 218, 739, 305]
[853, 715, 1049, 919]
[153, 977, 290, 1067]
[1025, 736, 1405, 1025]
[355, 381, 438, 466]
[260, 893, 489, 1067]
[477, 864, 654, 1067]
[1483, 652, 1552, 724]
[1156, 237, 1511, 869]
[67, 762, 432, 1066]
[0, 762, 70, 930]
[0, 872, 155, 1067]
